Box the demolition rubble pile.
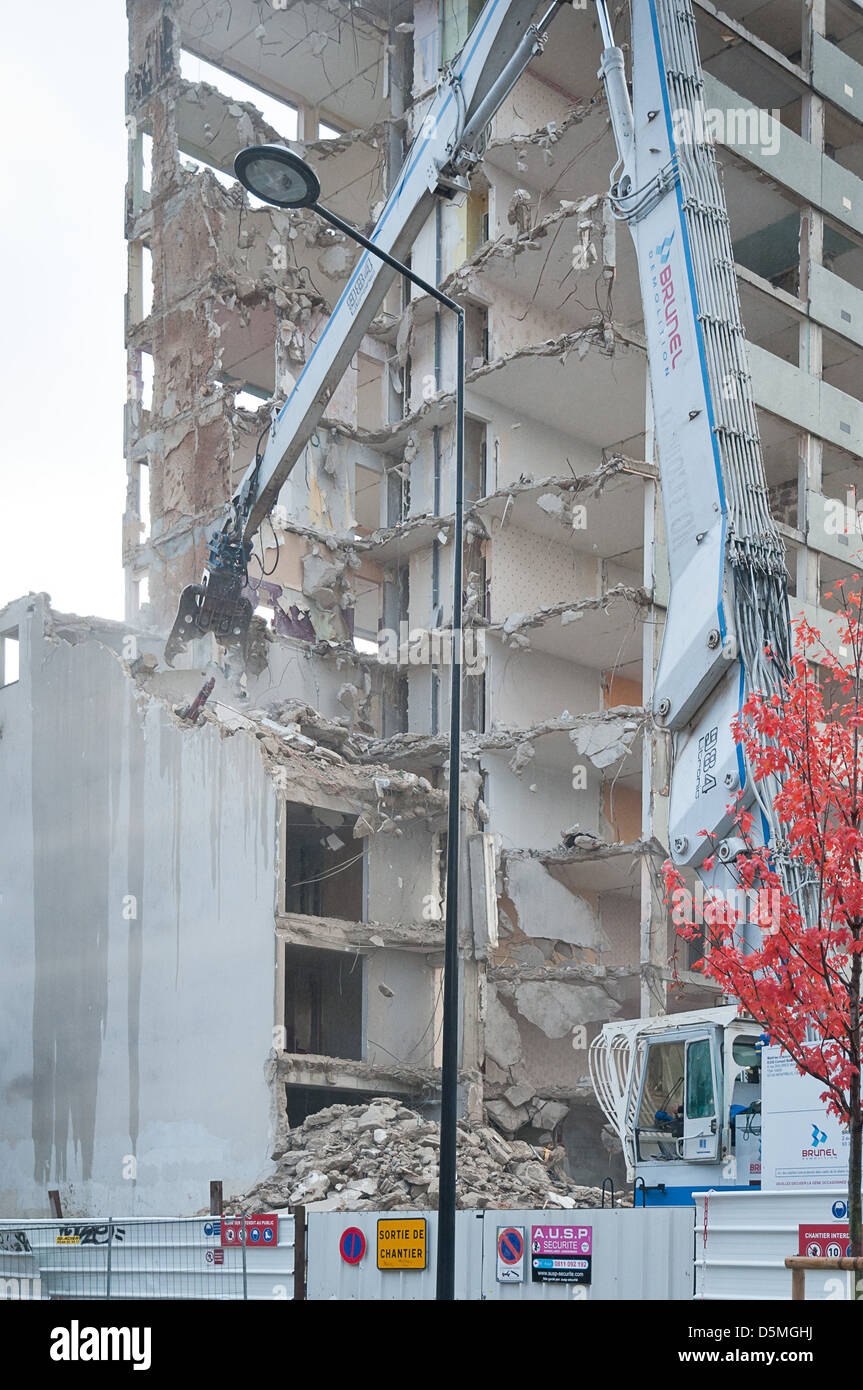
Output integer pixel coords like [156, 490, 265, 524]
[227, 1100, 626, 1213]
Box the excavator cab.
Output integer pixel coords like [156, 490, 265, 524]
[634, 1026, 726, 1168]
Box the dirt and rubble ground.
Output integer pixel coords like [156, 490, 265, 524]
[224, 1099, 628, 1213]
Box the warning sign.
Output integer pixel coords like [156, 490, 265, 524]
[798, 1224, 850, 1259]
[496, 1226, 525, 1283]
[340, 1228, 367, 1264]
[220, 1214, 278, 1248]
[531, 1224, 592, 1285]
[376, 1218, 427, 1270]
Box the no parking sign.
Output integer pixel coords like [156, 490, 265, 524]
[339, 1227, 367, 1265]
[496, 1226, 525, 1283]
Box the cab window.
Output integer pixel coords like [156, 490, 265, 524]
[685, 1038, 715, 1119]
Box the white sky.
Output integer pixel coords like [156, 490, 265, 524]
[0, 1, 128, 619]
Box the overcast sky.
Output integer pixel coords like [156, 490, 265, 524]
[0, 1, 128, 619]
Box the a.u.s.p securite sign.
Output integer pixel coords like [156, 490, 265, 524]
[531, 1224, 592, 1284]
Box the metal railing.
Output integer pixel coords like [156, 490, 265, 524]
[0, 1213, 298, 1300]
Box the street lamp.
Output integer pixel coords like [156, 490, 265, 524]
[235, 145, 465, 1301]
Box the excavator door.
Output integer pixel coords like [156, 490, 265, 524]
[681, 1032, 723, 1163]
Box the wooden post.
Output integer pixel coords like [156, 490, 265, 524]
[785, 1255, 863, 1300]
[48, 1190, 62, 1219]
[209, 1180, 223, 1216]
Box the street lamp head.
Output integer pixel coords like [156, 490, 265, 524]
[233, 145, 321, 209]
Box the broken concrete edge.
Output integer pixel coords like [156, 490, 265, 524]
[177, 72, 391, 173]
[521, 834, 667, 867]
[466, 322, 647, 386]
[470, 453, 658, 515]
[491, 582, 651, 642]
[264, 453, 656, 563]
[276, 910, 446, 951]
[28, 596, 454, 825]
[270, 1051, 444, 1093]
[365, 705, 647, 771]
[440, 190, 606, 290]
[486, 97, 604, 159]
[488, 961, 641, 984]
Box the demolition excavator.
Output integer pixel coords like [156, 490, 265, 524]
[166, 0, 826, 1202]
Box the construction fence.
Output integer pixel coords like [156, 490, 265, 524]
[0, 1205, 694, 1301]
[0, 1213, 298, 1301]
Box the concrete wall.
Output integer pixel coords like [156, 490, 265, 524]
[484, 750, 599, 851]
[0, 597, 278, 1217]
[485, 639, 602, 726]
[366, 950, 438, 1068]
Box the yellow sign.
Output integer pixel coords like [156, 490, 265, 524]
[55, 1235, 80, 1245]
[376, 1218, 427, 1270]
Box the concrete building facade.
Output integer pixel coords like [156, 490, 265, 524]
[2, 0, 863, 1215]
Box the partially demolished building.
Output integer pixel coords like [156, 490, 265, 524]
[3, 0, 863, 1215]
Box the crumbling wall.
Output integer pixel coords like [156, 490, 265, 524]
[0, 596, 278, 1216]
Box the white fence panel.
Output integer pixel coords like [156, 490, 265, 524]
[479, 1208, 695, 1301]
[307, 1207, 694, 1300]
[695, 1188, 854, 1300]
[306, 1211, 481, 1299]
[0, 1214, 295, 1300]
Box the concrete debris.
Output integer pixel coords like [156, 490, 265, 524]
[505, 857, 599, 948]
[508, 943, 546, 967]
[536, 492, 565, 517]
[508, 740, 535, 777]
[484, 983, 523, 1069]
[534, 1100, 570, 1131]
[225, 1100, 625, 1213]
[302, 550, 347, 608]
[489, 101, 593, 164]
[507, 188, 534, 237]
[485, 1097, 530, 1134]
[570, 715, 640, 769]
[561, 827, 603, 850]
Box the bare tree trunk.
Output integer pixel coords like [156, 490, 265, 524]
[850, 1103, 862, 1258]
[849, 952, 862, 1265]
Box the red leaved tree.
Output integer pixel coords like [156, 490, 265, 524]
[664, 582, 863, 1258]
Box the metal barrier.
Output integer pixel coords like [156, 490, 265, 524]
[306, 1207, 695, 1300]
[695, 1188, 856, 1300]
[2, 1205, 694, 1300]
[0, 1214, 297, 1300]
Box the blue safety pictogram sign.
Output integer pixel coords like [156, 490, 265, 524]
[340, 1227, 367, 1264]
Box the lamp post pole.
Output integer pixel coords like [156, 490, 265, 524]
[232, 150, 465, 1301]
[313, 206, 465, 1301]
